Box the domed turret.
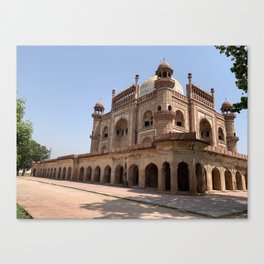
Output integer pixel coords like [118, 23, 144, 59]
[156, 59, 173, 78]
[221, 100, 233, 113]
[94, 101, 105, 114]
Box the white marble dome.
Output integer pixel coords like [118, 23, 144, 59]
[139, 75, 183, 97]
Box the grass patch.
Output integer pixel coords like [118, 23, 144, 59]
[17, 204, 32, 219]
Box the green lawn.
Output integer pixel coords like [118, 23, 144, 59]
[16, 204, 32, 219]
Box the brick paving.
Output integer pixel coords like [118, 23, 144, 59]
[17, 176, 247, 219]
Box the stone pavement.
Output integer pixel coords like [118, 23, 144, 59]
[17, 176, 248, 218]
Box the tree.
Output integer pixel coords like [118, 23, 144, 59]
[17, 98, 50, 175]
[215, 45, 248, 113]
[17, 98, 33, 175]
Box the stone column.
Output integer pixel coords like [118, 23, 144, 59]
[158, 166, 163, 193]
[220, 168, 226, 191]
[110, 169, 115, 185]
[206, 166, 213, 191]
[100, 171, 104, 184]
[231, 170, 236, 191]
[138, 167, 145, 189]
[91, 168, 96, 183]
[241, 173, 247, 191]
[171, 163, 177, 194]
[189, 160, 196, 195]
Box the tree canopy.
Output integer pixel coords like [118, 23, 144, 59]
[17, 98, 50, 175]
[215, 45, 248, 113]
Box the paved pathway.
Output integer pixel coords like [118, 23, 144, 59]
[17, 176, 248, 219]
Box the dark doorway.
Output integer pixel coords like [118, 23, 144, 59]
[162, 162, 171, 191]
[145, 163, 158, 188]
[178, 162, 189, 191]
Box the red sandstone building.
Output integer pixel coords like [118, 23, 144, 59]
[32, 60, 248, 195]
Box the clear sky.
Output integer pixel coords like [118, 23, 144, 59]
[17, 46, 248, 158]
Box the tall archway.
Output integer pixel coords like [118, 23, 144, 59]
[175, 110, 184, 127]
[32, 168, 36, 177]
[67, 167, 72, 181]
[143, 110, 153, 127]
[102, 126, 109, 139]
[104, 165, 111, 184]
[79, 167, 84, 182]
[94, 166, 101, 183]
[200, 118, 213, 145]
[196, 163, 205, 193]
[50, 168, 53, 178]
[62, 167, 66, 180]
[178, 162, 189, 191]
[115, 165, 124, 185]
[218, 127, 225, 141]
[58, 167, 62, 180]
[236, 171, 243, 190]
[86, 167, 92, 182]
[225, 170, 233, 190]
[128, 164, 139, 186]
[115, 118, 128, 147]
[145, 163, 158, 188]
[53, 168, 56, 179]
[212, 168, 221, 190]
[162, 162, 171, 191]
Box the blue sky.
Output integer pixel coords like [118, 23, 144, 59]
[17, 46, 248, 158]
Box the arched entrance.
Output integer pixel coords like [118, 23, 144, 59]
[128, 164, 139, 186]
[225, 170, 233, 190]
[212, 168, 221, 190]
[162, 162, 171, 191]
[196, 163, 205, 193]
[104, 165, 111, 184]
[236, 171, 243, 190]
[178, 162, 189, 191]
[62, 167, 66, 180]
[94, 166, 101, 183]
[145, 163, 158, 188]
[50, 168, 53, 178]
[79, 167, 84, 182]
[32, 168, 36, 176]
[53, 168, 56, 179]
[200, 118, 213, 145]
[67, 167, 72, 180]
[86, 167, 92, 182]
[115, 165, 124, 185]
[58, 167, 62, 180]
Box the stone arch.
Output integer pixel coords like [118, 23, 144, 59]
[225, 169, 233, 190]
[175, 110, 184, 127]
[162, 162, 171, 191]
[32, 168, 36, 177]
[128, 164, 139, 186]
[101, 145, 107, 153]
[58, 167, 62, 180]
[62, 167, 66, 180]
[236, 171, 243, 190]
[102, 125, 109, 139]
[79, 167, 84, 182]
[212, 167, 221, 190]
[142, 137, 152, 145]
[115, 119, 128, 138]
[115, 165, 124, 185]
[157, 105, 161, 111]
[53, 168, 56, 179]
[145, 163, 158, 188]
[67, 167, 72, 181]
[218, 127, 225, 141]
[85, 167, 92, 182]
[196, 163, 205, 193]
[94, 166, 101, 183]
[104, 165, 111, 184]
[143, 110, 153, 127]
[178, 162, 189, 191]
[200, 118, 213, 145]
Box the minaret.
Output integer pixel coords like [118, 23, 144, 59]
[221, 100, 239, 152]
[153, 60, 175, 135]
[90, 101, 104, 153]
